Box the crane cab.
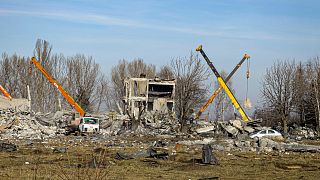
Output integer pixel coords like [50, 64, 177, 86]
[79, 117, 100, 133]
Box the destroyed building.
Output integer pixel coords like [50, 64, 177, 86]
[123, 77, 175, 118]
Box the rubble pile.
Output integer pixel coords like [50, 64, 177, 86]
[0, 96, 29, 112]
[0, 95, 319, 154]
[289, 125, 317, 140]
[0, 109, 58, 139]
[100, 111, 180, 136]
[192, 119, 257, 138]
[141, 111, 180, 134]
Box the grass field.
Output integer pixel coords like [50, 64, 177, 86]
[0, 137, 320, 180]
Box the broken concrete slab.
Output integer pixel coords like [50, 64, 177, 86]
[0, 142, 17, 152]
[178, 138, 216, 146]
[282, 143, 320, 153]
[53, 111, 64, 119]
[53, 147, 67, 153]
[196, 126, 215, 134]
[244, 126, 255, 133]
[259, 138, 282, 151]
[223, 125, 239, 137]
[115, 147, 169, 160]
[230, 120, 243, 130]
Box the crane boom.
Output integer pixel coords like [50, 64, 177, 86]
[30, 57, 85, 116]
[0, 85, 12, 100]
[196, 45, 249, 122]
[196, 54, 250, 119]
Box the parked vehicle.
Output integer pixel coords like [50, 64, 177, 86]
[30, 57, 100, 135]
[250, 129, 282, 139]
[65, 113, 99, 135]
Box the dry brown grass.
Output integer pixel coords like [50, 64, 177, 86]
[0, 138, 320, 179]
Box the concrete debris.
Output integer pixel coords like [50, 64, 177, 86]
[259, 138, 283, 152]
[243, 126, 255, 133]
[223, 125, 239, 137]
[282, 143, 320, 152]
[0, 96, 29, 112]
[178, 138, 216, 146]
[115, 147, 169, 160]
[289, 126, 318, 140]
[1, 101, 319, 155]
[257, 138, 320, 153]
[196, 126, 215, 134]
[53, 147, 67, 153]
[0, 108, 58, 140]
[0, 142, 17, 152]
[231, 120, 243, 131]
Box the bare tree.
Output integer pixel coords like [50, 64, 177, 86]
[291, 62, 308, 126]
[157, 65, 174, 80]
[64, 54, 101, 112]
[91, 74, 110, 112]
[261, 60, 296, 136]
[0, 39, 110, 114]
[171, 52, 210, 131]
[0, 53, 29, 98]
[304, 58, 320, 133]
[127, 58, 155, 78]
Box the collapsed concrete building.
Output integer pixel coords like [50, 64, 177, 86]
[123, 77, 176, 118]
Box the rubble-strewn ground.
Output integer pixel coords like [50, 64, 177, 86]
[1, 96, 320, 179]
[0, 137, 320, 180]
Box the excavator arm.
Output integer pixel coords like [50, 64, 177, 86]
[0, 85, 12, 100]
[196, 53, 250, 119]
[30, 57, 85, 116]
[196, 45, 249, 122]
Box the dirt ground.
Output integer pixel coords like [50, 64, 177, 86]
[0, 136, 320, 180]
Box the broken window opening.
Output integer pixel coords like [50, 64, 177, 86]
[167, 102, 173, 111]
[148, 84, 174, 98]
[147, 102, 153, 111]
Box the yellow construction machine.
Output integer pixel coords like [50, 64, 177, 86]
[196, 45, 250, 122]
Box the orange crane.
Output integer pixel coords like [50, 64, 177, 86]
[0, 85, 12, 100]
[30, 57, 85, 116]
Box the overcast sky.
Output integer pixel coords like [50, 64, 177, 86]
[1, 0, 320, 110]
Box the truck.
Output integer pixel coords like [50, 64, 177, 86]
[30, 57, 100, 135]
[65, 112, 100, 135]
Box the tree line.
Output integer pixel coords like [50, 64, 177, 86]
[257, 58, 320, 135]
[0, 39, 210, 130]
[0, 40, 109, 113]
[1, 39, 319, 133]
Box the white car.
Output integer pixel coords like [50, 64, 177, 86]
[249, 129, 282, 139]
